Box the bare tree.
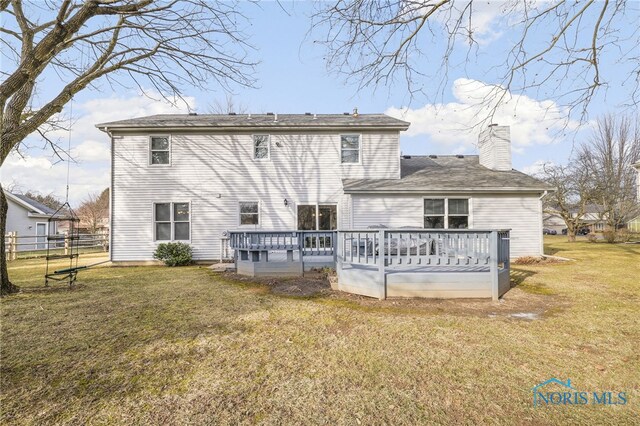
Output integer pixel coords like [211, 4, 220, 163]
[0, 0, 257, 295]
[209, 93, 249, 114]
[77, 188, 109, 234]
[541, 161, 594, 242]
[22, 191, 64, 211]
[578, 115, 640, 236]
[310, 1, 639, 125]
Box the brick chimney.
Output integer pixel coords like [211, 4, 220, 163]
[478, 124, 512, 171]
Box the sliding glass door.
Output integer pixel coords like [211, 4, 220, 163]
[297, 204, 337, 249]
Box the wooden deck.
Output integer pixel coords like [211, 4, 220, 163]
[229, 229, 511, 300]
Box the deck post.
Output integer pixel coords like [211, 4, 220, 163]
[332, 231, 338, 266]
[490, 231, 499, 301]
[378, 229, 386, 300]
[297, 231, 304, 275]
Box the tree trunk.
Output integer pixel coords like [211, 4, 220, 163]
[1, 183, 20, 296]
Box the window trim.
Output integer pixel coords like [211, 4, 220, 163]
[423, 197, 471, 229]
[149, 135, 172, 166]
[340, 134, 362, 165]
[238, 201, 261, 227]
[153, 201, 191, 242]
[252, 134, 271, 161]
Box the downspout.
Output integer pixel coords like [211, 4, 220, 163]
[538, 190, 549, 255]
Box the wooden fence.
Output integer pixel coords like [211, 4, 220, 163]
[4, 232, 108, 261]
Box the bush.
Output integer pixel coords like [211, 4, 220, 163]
[586, 233, 598, 243]
[616, 229, 632, 243]
[153, 242, 193, 266]
[602, 230, 617, 244]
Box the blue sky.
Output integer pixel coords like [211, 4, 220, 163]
[2, 1, 637, 205]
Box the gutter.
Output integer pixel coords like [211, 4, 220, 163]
[343, 188, 556, 194]
[96, 124, 410, 133]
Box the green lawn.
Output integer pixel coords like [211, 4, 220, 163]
[1, 238, 639, 424]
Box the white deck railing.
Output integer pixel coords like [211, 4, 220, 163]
[229, 230, 337, 257]
[339, 229, 510, 269]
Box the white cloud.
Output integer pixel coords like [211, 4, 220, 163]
[387, 78, 578, 154]
[521, 160, 554, 177]
[71, 140, 110, 162]
[1, 91, 195, 205]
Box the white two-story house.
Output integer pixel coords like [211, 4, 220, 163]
[98, 113, 551, 263]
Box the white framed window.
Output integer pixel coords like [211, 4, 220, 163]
[253, 135, 270, 160]
[424, 198, 469, 229]
[239, 201, 260, 225]
[340, 134, 360, 164]
[154, 202, 190, 241]
[150, 136, 170, 165]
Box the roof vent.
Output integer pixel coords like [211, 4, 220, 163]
[266, 112, 274, 115]
[247, 114, 252, 119]
[305, 112, 311, 116]
[313, 114, 317, 119]
[228, 112, 236, 116]
[429, 155, 438, 159]
[402, 155, 412, 159]
[353, 107, 359, 117]
[188, 112, 198, 116]
[343, 112, 349, 115]
[456, 154, 464, 158]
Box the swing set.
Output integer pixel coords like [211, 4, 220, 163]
[43, 97, 109, 286]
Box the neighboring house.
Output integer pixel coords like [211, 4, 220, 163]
[543, 213, 565, 234]
[4, 191, 60, 251]
[97, 114, 552, 263]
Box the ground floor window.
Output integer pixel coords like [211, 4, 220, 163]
[154, 202, 190, 241]
[424, 198, 469, 229]
[239, 202, 260, 225]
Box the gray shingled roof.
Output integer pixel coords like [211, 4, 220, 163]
[11, 193, 58, 215]
[96, 113, 410, 130]
[343, 156, 553, 193]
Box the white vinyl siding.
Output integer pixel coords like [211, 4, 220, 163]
[351, 194, 542, 258]
[111, 131, 401, 261]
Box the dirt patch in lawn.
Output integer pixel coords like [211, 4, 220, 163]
[218, 270, 333, 298]
[215, 270, 567, 319]
[321, 286, 568, 320]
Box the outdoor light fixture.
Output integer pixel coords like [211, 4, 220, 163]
[284, 199, 288, 206]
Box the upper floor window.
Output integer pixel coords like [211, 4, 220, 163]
[341, 135, 360, 164]
[154, 202, 190, 241]
[424, 198, 469, 229]
[150, 136, 170, 165]
[239, 201, 259, 225]
[253, 135, 270, 160]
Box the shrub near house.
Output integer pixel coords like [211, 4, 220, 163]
[153, 243, 192, 266]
